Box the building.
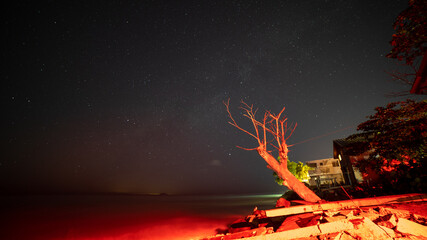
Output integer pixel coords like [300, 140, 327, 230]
[306, 158, 344, 188]
[333, 139, 366, 186]
[306, 138, 371, 189]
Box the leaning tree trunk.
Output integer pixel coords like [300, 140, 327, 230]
[410, 50, 427, 94]
[257, 144, 321, 203]
[224, 100, 322, 203]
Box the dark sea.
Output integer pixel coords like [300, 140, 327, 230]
[0, 194, 281, 240]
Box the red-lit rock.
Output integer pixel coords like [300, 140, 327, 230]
[332, 232, 357, 240]
[324, 215, 347, 223]
[277, 213, 320, 232]
[375, 213, 397, 228]
[377, 225, 396, 238]
[276, 198, 291, 208]
[346, 217, 392, 240]
[228, 218, 254, 233]
[396, 218, 427, 237]
[379, 207, 411, 219]
[357, 208, 381, 221]
[200, 193, 427, 240]
[202, 227, 271, 240]
[276, 215, 301, 232]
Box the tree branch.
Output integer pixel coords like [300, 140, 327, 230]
[223, 99, 260, 142]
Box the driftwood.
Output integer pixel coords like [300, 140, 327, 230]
[241, 217, 393, 240]
[264, 193, 427, 218]
[201, 193, 427, 240]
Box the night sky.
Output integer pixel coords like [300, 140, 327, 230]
[2, 1, 421, 195]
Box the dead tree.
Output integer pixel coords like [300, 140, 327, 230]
[224, 100, 321, 203]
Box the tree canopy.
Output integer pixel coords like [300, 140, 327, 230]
[347, 99, 426, 193]
[273, 158, 312, 186]
[387, 0, 426, 66]
[386, 0, 427, 94]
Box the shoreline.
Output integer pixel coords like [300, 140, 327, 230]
[0, 193, 278, 240]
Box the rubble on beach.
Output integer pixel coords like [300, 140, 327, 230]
[200, 193, 427, 240]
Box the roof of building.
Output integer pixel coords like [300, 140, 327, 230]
[333, 137, 366, 147]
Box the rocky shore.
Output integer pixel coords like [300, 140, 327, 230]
[200, 193, 427, 240]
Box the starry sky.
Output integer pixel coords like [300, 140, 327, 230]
[2, 0, 422, 195]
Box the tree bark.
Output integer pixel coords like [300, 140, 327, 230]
[257, 144, 321, 203]
[410, 50, 427, 94]
[224, 100, 322, 203]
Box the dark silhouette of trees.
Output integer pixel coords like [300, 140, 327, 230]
[224, 100, 321, 202]
[347, 99, 427, 193]
[387, 0, 427, 94]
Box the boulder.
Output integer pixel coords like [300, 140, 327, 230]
[276, 198, 291, 208]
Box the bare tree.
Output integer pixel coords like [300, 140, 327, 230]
[224, 100, 321, 203]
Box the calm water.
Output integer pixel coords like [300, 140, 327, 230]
[0, 194, 280, 240]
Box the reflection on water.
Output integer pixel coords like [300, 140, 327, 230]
[0, 194, 281, 240]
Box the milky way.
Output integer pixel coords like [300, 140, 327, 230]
[2, 0, 421, 195]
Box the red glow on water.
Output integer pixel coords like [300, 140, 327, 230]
[1, 194, 273, 240]
[2, 207, 238, 240]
